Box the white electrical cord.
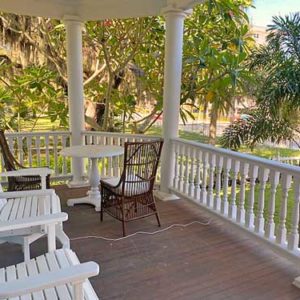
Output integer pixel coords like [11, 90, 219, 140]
[70, 219, 211, 242]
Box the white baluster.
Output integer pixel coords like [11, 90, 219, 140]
[188, 147, 195, 197]
[265, 170, 280, 240]
[236, 162, 249, 224]
[17, 136, 24, 165]
[288, 178, 300, 251]
[221, 157, 231, 215]
[276, 173, 292, 246]
[207, 152, 216, 208]
[45, 134, 50, 166]
[62, 135, 68, 175]
[194, 149, 202, 201]
[53, 135, 58, 175]
[245, 165, 259, 230]
[200, 151, 208, 204]
[229, 160, 240, 220]
[107, 137, 113, 177]
[255, 168, 270, 234]
[173, 142, 179, 189]
[35, 135, 41, 166]
[178, 144, 184, 192]
[183, 145, 189, 195]
[27, 136, 33, 167]
[214, 155, 223, 211]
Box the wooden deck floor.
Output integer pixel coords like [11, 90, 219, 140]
[1, 185, 300, 300]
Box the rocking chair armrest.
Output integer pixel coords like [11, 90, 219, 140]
[0, 212, 68, 232]
[0, 261, 99, 298]
[0, 167, 52, 177]
[0, 188, 56, 200]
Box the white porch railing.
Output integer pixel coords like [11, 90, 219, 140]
[1, 131, 72, 180]
[170, 138, 300, 258]
[0, 131, 160, 181]
[82, 131, 160, 179]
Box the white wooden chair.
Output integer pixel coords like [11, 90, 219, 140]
[0, 214, 100, 300]
[0, 168, 70, 261]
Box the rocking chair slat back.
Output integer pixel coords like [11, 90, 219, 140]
[0, 130, 22, 171]
[0, 130, 50, 191]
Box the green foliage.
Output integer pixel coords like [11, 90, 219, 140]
[220, 108, 298, 150]
[221, 13, 300, 149]
[183, 0, 253, 143]
[0, 1, 254, 134]
[0, 64, 67, 131]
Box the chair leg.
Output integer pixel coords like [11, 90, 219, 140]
[155, 212, 161, 227]
[23, 238, 30, 262]
[122, 220, 127, 237]
[56, 224, 70, 248]
[100, 208, 103, 222]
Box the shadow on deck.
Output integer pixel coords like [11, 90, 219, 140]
[1, 184, 300, 300]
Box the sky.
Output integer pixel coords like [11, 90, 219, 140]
[248, 0, 300, 27]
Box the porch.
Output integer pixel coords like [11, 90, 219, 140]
[1, 184, 299, 299]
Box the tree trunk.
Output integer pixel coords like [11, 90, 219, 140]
[209, 106, 218, 145]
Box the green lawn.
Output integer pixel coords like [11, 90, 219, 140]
[147, 126, 300, 160]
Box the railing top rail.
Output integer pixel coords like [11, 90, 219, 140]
[173, 137, 300, 177]
[82, 131, 161, 140]
[5, 131, 71, 137]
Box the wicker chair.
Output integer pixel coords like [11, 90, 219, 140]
[100, 139, 163, 236]
[0, 130, 50, 191]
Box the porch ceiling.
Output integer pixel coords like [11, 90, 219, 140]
[0, 0, 203, 21]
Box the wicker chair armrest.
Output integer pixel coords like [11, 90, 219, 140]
[101, 179, 123, 196]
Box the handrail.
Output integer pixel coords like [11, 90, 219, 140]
[5, 131, 70, 137]
[172, 138, 300, 177]
[83, 130, 160, 140]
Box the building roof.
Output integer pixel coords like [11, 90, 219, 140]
[0, 0, 203, 21]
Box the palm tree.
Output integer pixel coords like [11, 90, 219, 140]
[221, 13, 300, 150]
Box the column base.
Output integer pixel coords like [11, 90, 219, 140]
[293, 276, 300, 288]
[67, 179, 90, 188]
[154, 190, 180, 201]
[67, 195, 101, 212]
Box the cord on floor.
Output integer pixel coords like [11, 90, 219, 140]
[70, 219, 211, 242]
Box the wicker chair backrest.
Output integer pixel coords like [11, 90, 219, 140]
[121, 140, 163, 196]
[0, 130, 21, 171]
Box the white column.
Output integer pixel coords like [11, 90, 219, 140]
[64, 16, 85, 186]
[160, 7, 188, 196]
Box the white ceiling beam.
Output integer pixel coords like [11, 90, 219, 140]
[167, 0, 205, 10]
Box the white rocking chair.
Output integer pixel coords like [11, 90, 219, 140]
[0, 168, 70, 261]
[0, 213, 100, 300]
